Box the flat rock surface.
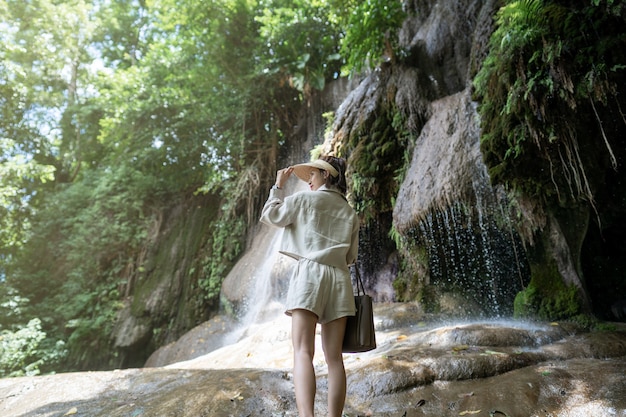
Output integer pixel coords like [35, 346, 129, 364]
[1, 303, 625, 416]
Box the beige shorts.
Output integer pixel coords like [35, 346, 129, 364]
[285, 258, 356, 324]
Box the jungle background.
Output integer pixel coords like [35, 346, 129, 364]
[1, 0, 625, 378]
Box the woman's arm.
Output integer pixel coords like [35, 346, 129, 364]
[260, 167, 297, 227]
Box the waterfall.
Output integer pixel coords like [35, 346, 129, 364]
[220, 179, 309, 343]
[388, 89, 531, 316]
[220, 226, 294, 347]
[409, 155, 528, 317]
[239, 228, 288, 325]
[419, 188, 527, 317]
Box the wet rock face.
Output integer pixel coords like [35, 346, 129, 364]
[2, 304, 625, 417]
[0, 368, 296, 417]
[144, 314, 236, 368]
[343, 306, 626, 416]
[393, 89, 484, 230]
[398, 0, 497, 98]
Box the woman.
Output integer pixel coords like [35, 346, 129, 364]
[260, 155, 359, 417]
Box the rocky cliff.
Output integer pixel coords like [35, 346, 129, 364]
[112, 0, 626, 370]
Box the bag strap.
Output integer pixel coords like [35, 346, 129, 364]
[351, 264, 366, 296]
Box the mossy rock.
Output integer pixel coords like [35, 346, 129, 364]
[514, 282, 581, 321]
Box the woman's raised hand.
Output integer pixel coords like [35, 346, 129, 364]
[275, 166, 294, 188]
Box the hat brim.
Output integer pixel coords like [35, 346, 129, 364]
[291, 160, 339, 182]
[291, 163, 320, 183]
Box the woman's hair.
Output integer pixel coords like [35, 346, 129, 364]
[320, 155, 347, 194]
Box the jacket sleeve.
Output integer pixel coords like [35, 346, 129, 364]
[259, 188, 297, 228]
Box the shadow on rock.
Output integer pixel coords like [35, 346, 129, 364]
[1, 302, 626, 417]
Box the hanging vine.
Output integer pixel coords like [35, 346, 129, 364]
[473, 0, 626, 236]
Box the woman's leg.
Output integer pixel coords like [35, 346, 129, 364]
[321, 317, 348, 417]
[291, 309, 319, 417]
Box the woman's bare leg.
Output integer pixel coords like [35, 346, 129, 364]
[321, 317, 348, 417]
[291, 309, 318, 417]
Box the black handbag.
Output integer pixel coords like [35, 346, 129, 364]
[342, 266, 376, 353]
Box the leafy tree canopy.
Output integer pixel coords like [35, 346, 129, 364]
[0, 0, 406, 374]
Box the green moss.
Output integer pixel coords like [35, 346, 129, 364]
[594, 321, 617, 332]
[473, 0, 626, 217]
[391, 227, 430, 302]
[345, 105, 412, 223]
[417, 285, 441, 314]
[514, 260, 582, 320]
[219, 294, 236, 319]
[391, 275, 407, 300]
[199, 216, 246, 302]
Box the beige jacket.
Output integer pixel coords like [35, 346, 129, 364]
[260, 185, 359, 271]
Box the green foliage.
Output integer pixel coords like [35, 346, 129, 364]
[0, 139, 56, 270]
[0, 318, 66, 377]
[348, 106, 412, 223]
[339, 0, 406, 75]
[594, 320, 617, 331]
[254, 0, 406, 90]
[60, 281, 124, 368]
[8, 164, 157, 369]
[388, 224, 429, 303]
[198, 165, 263, 301]
[473, 1, 626, 324]
[92, 0, 150, 69]
[473, 0, 626, 211]
[0, 0, 104, 182]
[0, 0, 408, 373]
[255, 0, 343, 93]
[0, 286, 29, 329]
[199, 217, 246, 301]
[0, 0, 100, 278]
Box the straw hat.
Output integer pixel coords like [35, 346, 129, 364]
[291, 159, 339, 182]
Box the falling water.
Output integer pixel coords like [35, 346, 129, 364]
[223, 179, 310, 342]
[240, 229, 286, 324]
[418, 179, 529, 317]
[221, 227, 293, 347]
